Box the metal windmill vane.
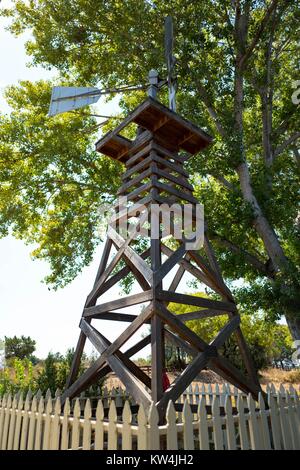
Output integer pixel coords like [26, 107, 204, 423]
[48, 16, 177, 117]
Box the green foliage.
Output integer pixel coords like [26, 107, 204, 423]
[4, 335, 36, 360]
[0, 358, 35, 395]
[0, 348, 100, 396]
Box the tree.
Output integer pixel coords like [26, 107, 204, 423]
[1, 1, 299, 336]
[4, 335, 36, 360]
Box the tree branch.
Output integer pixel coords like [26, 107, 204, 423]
[273, 132, 300, 158]
[239, 0, 279, 70]
[196, 84, 227, 138]
[207, 230, 276, 279]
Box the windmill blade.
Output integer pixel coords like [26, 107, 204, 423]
[48, 86, 101, 117]
[164, 15, 174, 68]
[164, 16, 177, 112]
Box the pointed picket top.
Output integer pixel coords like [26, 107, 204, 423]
[279, 384, 286, 396]
[237, 393, 244, 414]
[55, 388, 61, 398]
[225, 394, 233, 415]
[270, 383, 276, 394]
[166, 400, 176, 424]
[215, 383, 220, 395]
[96, 400, 104, 421]
[108, 399, 117, 422]
[24, 391, 31, 411]
[54, 396, 61, 415]
[12, 394, 18, 409]
[194, 383, 200, 394]
[31, 395, 37, 413]
[207, 383, 212, 395]
[122, 400, 132, 424]
[17, 392, 23, 410]
[137, 403, 147, 426]
[197, 396, 209, 450]
[73, 398, 81, 418]
[63, 397, 70, 417]
[46, 396, 53, 415]
[266, 383, 270, 394]
[36, 389, 42, 401]
[183, 399, 193, 422]
[247, 394, 256, 414]
[258, 392, 266, 411]
[224, 395, 236, 450]
[6, 393, 12, 409]
[148, 402, 160, 450]
[148, 401, 159, 428]
[200, 383, 205, 394]
[45, 388, 52, 401]
[212, 394, 220, 413]
[38, 396, 44, 414]
[84, 399, 92, 420]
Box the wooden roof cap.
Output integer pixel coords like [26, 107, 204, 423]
[95, 97, 213, 162]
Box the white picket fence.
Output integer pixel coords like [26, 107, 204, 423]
[0, 385, 299, 450]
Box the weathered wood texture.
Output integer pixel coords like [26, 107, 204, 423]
[63, 97, 261, 418]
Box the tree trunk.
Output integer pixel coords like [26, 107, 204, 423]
[285, 314, 300, 342]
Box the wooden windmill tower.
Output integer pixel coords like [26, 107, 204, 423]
[48, 17, 262, 419]
[60, 95, 261, 417]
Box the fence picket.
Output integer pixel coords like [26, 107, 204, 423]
[277, 391, 292, 450]
[27, 395, 37, 450]
[42, 397, 53, 450]
[212, 396, 223, 450]
[286, 392, 300, 450]
[50, 397, 61, 450]
[224, 395, 236, 450]
[12, 394, 23, 450]
[183, 400, 194, 450]
[0, 394, 7, 446]
[7, 394, 17, 450]
[71, 399, 81, 450]
[108, 400, 118, 450]
[82, 399, 92, 450]
[268, 392, 282, 450]
[94, 400, 104, 450]
[166, 401, 177, 450]
[258, 393, 271, 450]
[137, 404, 147, 450]
[148, 403, 160, 450]
[34, 397, 44, 450]
[122, 401, 132, 450]
[237, 394, 250, 450]
[197, 396, 209, 450]
[1, 394, 11, 450]
[20, 392, 31, 450]
[61, 398, 70, 450]
[247, 395, 261, 450]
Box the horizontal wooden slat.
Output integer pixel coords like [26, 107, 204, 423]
[157, 291, 237, 312]
[84, 290, 153, 317]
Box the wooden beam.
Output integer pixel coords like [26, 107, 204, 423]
[62, 303, 154, 401]
[157, 291, 237, 313]
[108, 226, 153, 286]
[154, 244, 186, 287]
[81, 320, 152, 391]
[83, 290, 153, 318]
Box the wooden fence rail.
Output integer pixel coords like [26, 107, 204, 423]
[0, 385, 299, 450]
